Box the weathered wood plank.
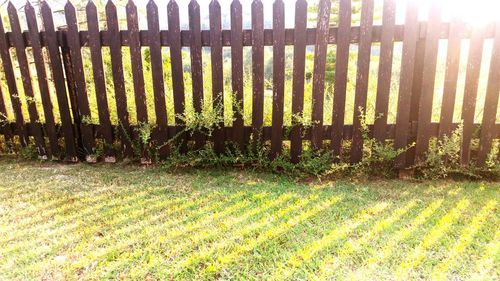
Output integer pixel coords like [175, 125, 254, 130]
[210, 0, 225, 153]
[126, 0, 148, 162]
[311, 0, 331, 150]
[0, 8, 27, 147]
[331, 0, 351, 158]
[25, 2, 59, 158]
[415, 2, 442, 162]
[290, 0, 308, 163]
[350, 0, 374, 163]
[8, 3, 46, 157]
[188, 0, 205, 149]
[40, 1, 77, 161]
[270, 0, 285, 159]
[231, 0, 244, 148]
[439, 17, 464, 139]
[87, 0, 115, 161]
[106, 0, 133, 158]
[394, 0, 419, 168]
[168, 0, 187, 152]
[65, 1, 95, 160]
[373, 0, 396, 142]
[147, 0, 169, 158]
[251, 0, 265, 145]
[127, 0, 147, 124]
[461, 26, 485, 164]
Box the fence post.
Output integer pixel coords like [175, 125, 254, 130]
[58, 26, 84, 159]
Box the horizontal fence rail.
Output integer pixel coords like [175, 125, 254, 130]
[0, 0, 498, 168]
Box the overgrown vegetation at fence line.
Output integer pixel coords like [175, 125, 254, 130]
[0, 0, 498, 179]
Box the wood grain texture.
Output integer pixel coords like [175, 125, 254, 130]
[351, 0, 374, 163]
[290, 0, 308, 163]
[147, 0, 169, 157]
[231, 0, 244, 148]
[0, 7, 27, 147]
[373, 0, 396, 142]
[65, 1, 95, 159]
[460, 26, 485, 165]
[251, 0, 264, 145]
[40, 1, 77, 161]
[415, 2, 442, 162]
[331, 0, 351, 158]
[270, 0, 285, 159]
[188, 0, 205, 149]
[310, 0, 331, 150]
[8, 3, 46, 157]
[25, 2, 59, 157]
[394, 0, 419, 168]
[210, 0, 225, 153]
[87, 0, 115, 160]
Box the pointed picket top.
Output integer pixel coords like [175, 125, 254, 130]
[40, 0, 52, 15]
[86, 0, 97, 13]
[252, 0, 262, 5]
[147, 0, 157, 10]
[231, 0, 241, 9]
[189, 0, 199, 10]
[126, 0, 136, 10]
[24, 0, 34, 13]
[209, 0, 220, 10]
[168, 0, 178, 13]
[106, 0, 116, 12]
[64, 1, 76, 18]
[7, 2, 16, 14]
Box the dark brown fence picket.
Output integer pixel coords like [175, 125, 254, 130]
[168, 0, 187, 152]
[40, 1, 77, 161]
[310, 0, 331, 150]
[0, 0, 496, 168]
[65, 1, 96, 160]
[270, 0, 285, 159]
[127, 0, 148, 125]
[87, 0, 115, 161]
[251, 0, 264, 145]
[439, 17, 464, 139]
[25, 2, 59, 158]
[290, 0, 308, 163]
[331, 0, 352, 158]
[188, 0, 205, 149]
[210, 0, 225, 154]
[351, 0, 374, 163]
[415, 2, 442, 162]
[461, 26, 486, 165]
[147, 0, 169, 158]
[106, 1, 133, 158]
[373, 0, 396, 142]
[394, 0, 419, 168]
[478, 21, 500, 165]
[0, 7, 27, 147]
[231, 0, 244, 148]
[8, 3, 46, 157]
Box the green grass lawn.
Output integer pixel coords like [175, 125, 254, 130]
[0, 158, 498, 280]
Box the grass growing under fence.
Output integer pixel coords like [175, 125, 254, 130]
[0, 158, 498, 280]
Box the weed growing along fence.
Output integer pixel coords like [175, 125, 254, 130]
[0, 0, 498, 170]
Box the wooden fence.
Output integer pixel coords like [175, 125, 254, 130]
[0, 0, 499, 168]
